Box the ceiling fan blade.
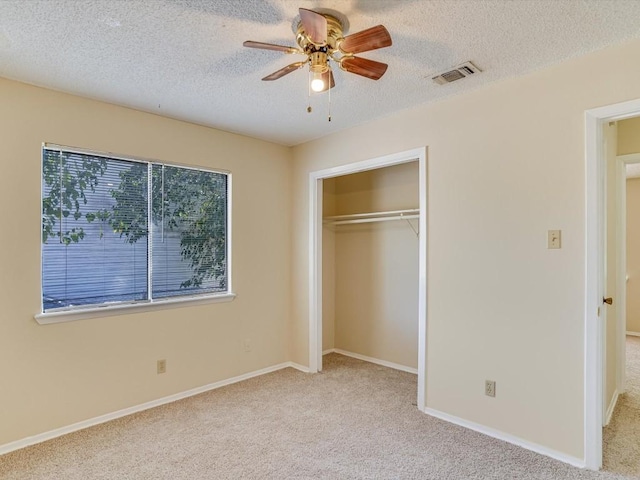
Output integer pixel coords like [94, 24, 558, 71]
[243, 41, 299, 54]
[340, 56, 388, 80]
[339, 25, 392, 54]
[318, 69, 336, 92]
[262, 61, 306, 81]
[299, 8, 327, 45]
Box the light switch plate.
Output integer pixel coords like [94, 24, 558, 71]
[548, 230, 561, 249]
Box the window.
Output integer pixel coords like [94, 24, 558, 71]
[41, 145, 230, 314]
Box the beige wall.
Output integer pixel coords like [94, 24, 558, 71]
[291, 39, 640, 459]
[0, 78, 292, 446]
[627, 178, 640, 333]
[618, 116, 640, 155]
[323, 164, 419, 368]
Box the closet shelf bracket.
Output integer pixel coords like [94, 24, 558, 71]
[404, 215, 419, 238]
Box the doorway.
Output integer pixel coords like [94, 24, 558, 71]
[585, 100, 640, 470]
[308, 147, 427, 410]
[605, 149, 640, 420]
[600, 148, 640, 474]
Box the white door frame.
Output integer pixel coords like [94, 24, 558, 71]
[585, 100, 640, 470]
[308, 147, 428, 410]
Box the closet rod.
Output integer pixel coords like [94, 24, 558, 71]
[327, 214, 419, 226]
[324, 208, 419, 223]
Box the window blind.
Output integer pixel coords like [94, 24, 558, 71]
[151, 164, 228, 298]
[41, 147, 229, 313]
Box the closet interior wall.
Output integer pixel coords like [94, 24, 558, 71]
[322, 162, 419, 369]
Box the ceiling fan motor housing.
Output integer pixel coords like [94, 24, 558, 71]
[309, 52, 329, 73]
[296, 14, 344, 53]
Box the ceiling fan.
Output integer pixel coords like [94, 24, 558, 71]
[243, 7, 392, 94]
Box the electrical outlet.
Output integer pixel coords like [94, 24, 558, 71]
[485, 380, 496, 397]
[157, 359, 166, 374]
[242, 338, 251, 352]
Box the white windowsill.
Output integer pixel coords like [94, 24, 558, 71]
[34, 292, 237, 325]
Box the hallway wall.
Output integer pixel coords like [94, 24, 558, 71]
[627, 178, 640, 334]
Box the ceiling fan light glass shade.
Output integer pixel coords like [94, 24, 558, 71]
[310, 71, 326, 92]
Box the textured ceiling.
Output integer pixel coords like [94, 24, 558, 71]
[1, 0, 640, 146]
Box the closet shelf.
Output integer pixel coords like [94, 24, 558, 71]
[323, 209, 420, 226]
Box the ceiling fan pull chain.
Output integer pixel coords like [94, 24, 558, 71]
[328, 72, 332, 122]
[307, 68, 312, 113]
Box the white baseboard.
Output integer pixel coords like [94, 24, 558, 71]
[626, 331, 640, 337]
[604, 389, 619, 426]
[423, 407, 585, 469]
[322, 348, 336, 355]
[330, 348, 418, 374]
[0, 361, 305, 456]
[288, 361, 310, 373]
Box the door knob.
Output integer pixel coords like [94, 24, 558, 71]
[603, 297, 613, 305]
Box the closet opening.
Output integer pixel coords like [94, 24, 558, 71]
[308, 147, 427, 410]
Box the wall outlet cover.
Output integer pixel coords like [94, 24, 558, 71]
[485, 380, 496, 397]
[157, 359, 167, 374]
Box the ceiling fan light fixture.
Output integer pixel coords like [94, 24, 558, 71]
[309, 51, 329, 92]
[310, 71, 326, 92]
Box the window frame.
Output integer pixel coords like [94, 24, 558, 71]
[36, 143, 235, 325]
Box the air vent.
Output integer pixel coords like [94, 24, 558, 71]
[432, 61, 481, 85]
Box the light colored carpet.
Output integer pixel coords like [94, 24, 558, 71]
[0, 353, 636, 479]
[603, 335, 640, 476]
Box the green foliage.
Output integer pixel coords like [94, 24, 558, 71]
[42, 151, 107, 245]
[109, 163, 148, 243]
[42, 151, 227, 290]
[109, 164, 227, 288]
[152, 166, 227, 289]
